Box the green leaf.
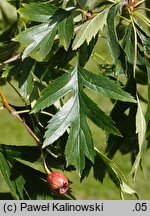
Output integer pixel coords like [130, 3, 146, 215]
[58, 15, 74, 50]
[107, 3, 122, 63]
[43, 96, 78, 147]
[13, 172, 26, 200]
[80, 90, 121, 135]
[122, 24, 146, 66]
[79, 35, 98, 67]
[0, 144, 40, 161]
[18, 3, 57, 22]
[130, 95, 146, 178]
[14, 8, 71, 60]
[122, 24, 134, 64]
[120, 182, 138, 199]
[77, 0, 105, 10]
[33, 64, 122, 174]
[15, 158, 45, 174]
[19, 59, 34, 98]
[72, 8, 109, 50]
[14, 23, 57, 60]
[137, 25, 150, 58]
[0, 0, 17, 31]
[31, 71, 74, 113]
[65, 103, 95, 176]
[42, 87, 95, 175]
[79, 67, 136, 102]
[95, 148, 138, 199]
[0, 152, 19, 199]
[105, 68, 138, 159]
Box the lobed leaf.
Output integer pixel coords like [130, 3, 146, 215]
[121, 24, 147, 66]
[14, 8, 72, 61]
[14, 23, 57, 60]
[36, 64, 124, 174]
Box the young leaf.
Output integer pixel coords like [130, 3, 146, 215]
[130, 95, 146, 179]
[72, 8, 110, 50]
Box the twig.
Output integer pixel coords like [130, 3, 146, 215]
[0, 89, 53, 174]
[0, 54, 21, 75]
[0, 54, 21, 67]
[0, 89, 42, 145]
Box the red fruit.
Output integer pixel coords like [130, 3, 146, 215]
[47, 172, 70, 194]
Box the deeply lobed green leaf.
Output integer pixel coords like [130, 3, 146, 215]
[14, 8, 73, 60]
[32, 63, 136, 174]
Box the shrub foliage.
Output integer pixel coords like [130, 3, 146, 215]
[0, 0, 150, 199]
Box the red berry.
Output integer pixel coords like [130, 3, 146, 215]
[47, 172, 70, 194]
